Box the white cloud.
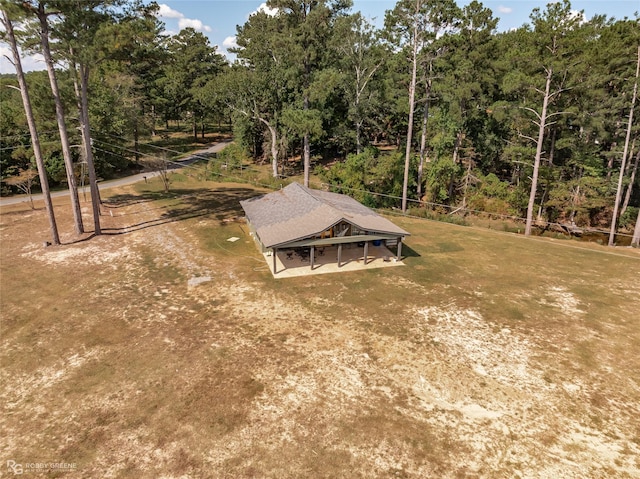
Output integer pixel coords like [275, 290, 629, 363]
[498, 6, 513, 14]
[157, 4, 212, 33]
[248, 2, 278, 18]
[161, 28, 177, 38]
[158, 3, 184, 19]
[569, 9, 586, 24]
[178, 18, 212, 32]
[0, 47, 15, 75]
[258, 2, 278, 16]
[223, 36, 238, 50]
[0, 46, 45, 74]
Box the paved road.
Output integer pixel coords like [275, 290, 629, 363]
[0, 140, 232, 207]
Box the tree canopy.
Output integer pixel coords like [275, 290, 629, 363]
[1, 0, 639, 243]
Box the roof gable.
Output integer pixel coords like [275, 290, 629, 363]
[240, 183, 409, 248]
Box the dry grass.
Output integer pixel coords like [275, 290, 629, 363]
[1, 177, 640, 478]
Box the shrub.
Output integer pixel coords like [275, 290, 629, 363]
[619, 206, 639, 230]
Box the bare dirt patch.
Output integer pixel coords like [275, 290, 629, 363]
[2, 180, 639, 478]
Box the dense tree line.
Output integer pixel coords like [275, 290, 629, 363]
[1, 0, 639, 244]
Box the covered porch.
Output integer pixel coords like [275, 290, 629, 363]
[240, 183, 410, 278]
[264, 241, 405, 278]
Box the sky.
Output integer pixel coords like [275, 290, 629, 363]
[1, 0, 638, 73]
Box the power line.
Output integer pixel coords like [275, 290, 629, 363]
[0, 145, 25, 151]
[82, 131, 640, 241]
[0, 130, 59, 140]
[91, 136, 269, 178]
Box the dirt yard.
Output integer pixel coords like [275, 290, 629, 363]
[1, 179, 639, 478]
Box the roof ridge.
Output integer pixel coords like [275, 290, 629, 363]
[301, 184, 347, 219]
[290, 181, 316, 197]
[241, 182, 409, 248]
[288, 182, 327, 207]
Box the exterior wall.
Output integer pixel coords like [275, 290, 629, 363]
[246, 220, 268, 253]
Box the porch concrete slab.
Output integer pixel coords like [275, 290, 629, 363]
[263, 244, 404, 278]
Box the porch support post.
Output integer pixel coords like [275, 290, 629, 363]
[363, 241, 369, 265]
[337, 243, 342, 267]
[310, 246, 315, 270]
[396, 239, 403, 261]
[273, 248, 277, 274]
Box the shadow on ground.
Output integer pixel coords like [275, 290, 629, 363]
[399, 243, 421, 258]
[102, 187, 261, 235]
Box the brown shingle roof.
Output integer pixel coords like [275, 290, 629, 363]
[240, 183, 410, 248]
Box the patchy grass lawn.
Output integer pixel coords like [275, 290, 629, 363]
[1, 177, 639, 478]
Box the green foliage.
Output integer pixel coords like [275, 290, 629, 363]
[318, 148, 413, 208]
[466, 172, 513, 215]
[1, 0, 639, 243]
[372, 151, 414, 205]
[317, 148, 377, 205]
[425, 157, 459, 204]
[44, 152, 68, 184]
[477, 173, 510, 199]
[506, 183, 530, 217]
[620, 207, 639, 230]
[230, 114, 263, 158]
[207, 143, 251, 182]
[158, 27, 227, 129]
[216, 143, 248, 171]
[546, 175, 610, 225]
[281, 108, 325, 140]
[330, 12, 386, 153]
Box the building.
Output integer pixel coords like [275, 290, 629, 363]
[240, 183, 410, 274]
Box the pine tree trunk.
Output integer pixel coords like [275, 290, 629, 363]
[303, 133, 311, 187]
[632, 208, 640, 247]
[74, 60, 101, 235]
[461, 159, 472, 210]
[258, 118, 279, 178]
[417, 78, 431, 200]
[536, 128, 557, 221]
[525, 67, 553, 236]
[303, 92, 311, 187]
[570, 182, 581, 223]
[447, 131, 463, 200]
[620, 149, 639, 217]
[608, 45, 639, 246]
[151, 105, 156, 137]
[354, 64, 363, 155]
[36, 3, 84, 234]
[417, 107, 427, 200]
[134, 120, 140, 163]
[537, 179, 550, 222]
[2, 10, 60, 245]
[548, 127, 556, 165]
[402, 20, 419, 213]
